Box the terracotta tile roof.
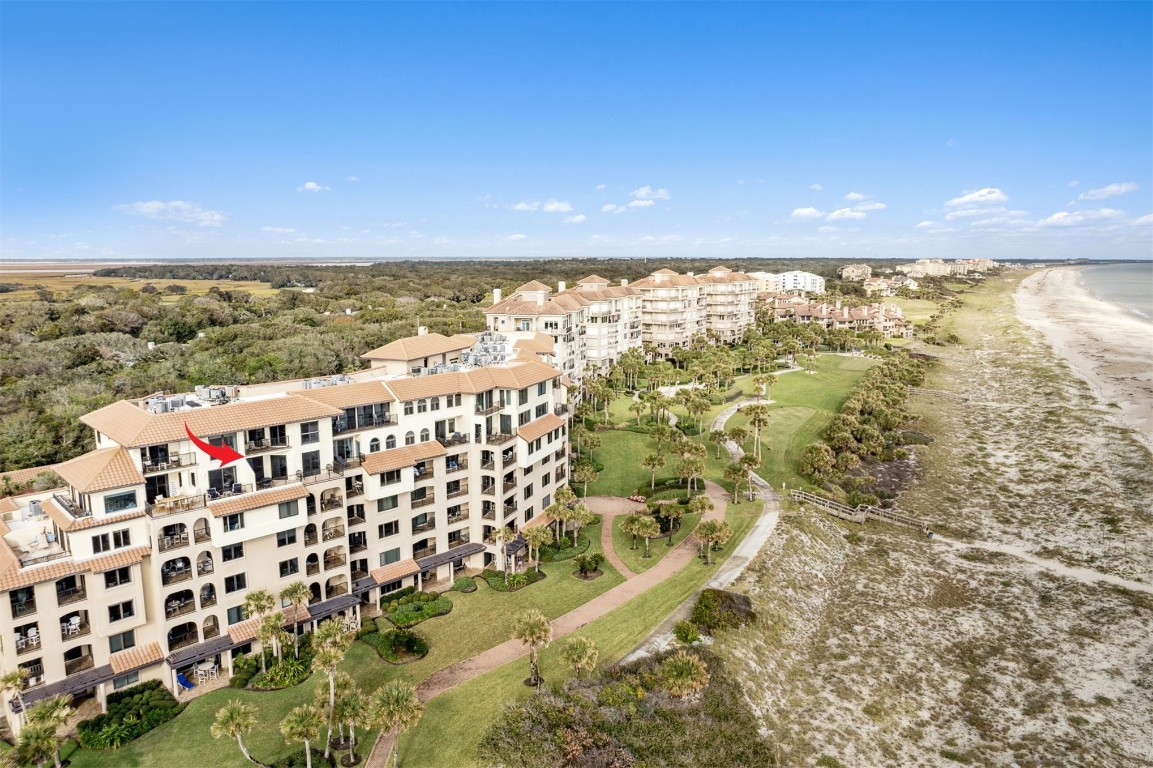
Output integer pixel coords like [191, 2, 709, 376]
[0, 497, 20, 515]
[577, 274, 610, 284]
[517, 413, 565, 444]
[0, 465, 58, 487]
[652, 268, 679, 275]
[80, 397, 342, 449]
[208, 484, 308, 518]
[707, 266, 732, 274]
[360, 333, 477, 362]
[515, 280, 551, 292]
[110, 642, 164, 674]
[512, 334, 555, 358]
[227, 615, 262, 643]
[521, 512, 555, 530]
[54, 447, 144, 493]
[384, 361, 558, 402]
[0, 545, 149, 591]
[362, 441, 446, 474]
[41, 496, 146, 532]
[293, 380, 396, 407]
[370, 557, 420, 584]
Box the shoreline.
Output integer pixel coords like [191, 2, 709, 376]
[1014, 267, 1153, 453]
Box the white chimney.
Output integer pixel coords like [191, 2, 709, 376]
[493, 288, 503, 304]
[620, 279, 628, 286]
[536, 293, 544, 307]
[417, 326, 428, 336]
[687, 271, 694, 276]
[558, 281, 566, 293]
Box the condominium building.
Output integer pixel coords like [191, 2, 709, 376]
[0, 331, 570, 730]
[485, 266, 757, 373]
[767, 296, 913, 338]
[838, 264, 872, 281]
[749, 270, 826, 295]
[897, 258, 969, 277]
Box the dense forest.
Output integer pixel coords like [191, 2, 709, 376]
[0, 258, 915, 474]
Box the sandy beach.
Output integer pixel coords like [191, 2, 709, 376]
[1015, 267, 1153, 453]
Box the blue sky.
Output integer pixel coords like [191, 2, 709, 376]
[2, 1, 1151, 262]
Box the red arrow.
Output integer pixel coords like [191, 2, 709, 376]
[184, 422, 245, 468]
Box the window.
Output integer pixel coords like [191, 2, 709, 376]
[224, 574, 247, 594]
[385, 435, 396, 449]
[222, 543, 244, 562]
[519, 410, 531, 427]
[518, 388, 529, 405]
[301, 421, 320, 444]
[430, 397, 440, 411]
[379, 520, 400, 538]
[535, 403, 548, 418]
[381, 470, 402, 486]
[380, 548, 400, 566]
[381, 580, 403, 594]
[542, 471, 551, 486]
[105, 491, 137, 514]
[109, 629, 135, 653]
[224, 513, 245, 532]
[112, 671, 139, 690]
[279, 558, 299, 578]
[404, 431, 415, 446]
[277, 529, 297, 547]
[538, 382, 547, 396]
[108, 601, 134, 622]
[417, 399, 428, 414]
[420, 428, 430, 442]
[301, 450, 321, 476]
[524, 484, 533, 500]
[104, 567, 131, 589]
[378, 495, 399, 512]
[524, 507, 534, 522]
[278, 500, 299, 519]
[403, 401, 414, 416]
[227, 606, 245, 625]
[369, 438, 380, 452]
[542, 494, 551, 509]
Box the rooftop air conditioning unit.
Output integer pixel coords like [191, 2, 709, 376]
[223, 385, 239, 398]
[301, 380, 313, 390]
[194, 385, 209, 400]
[169, 395, 187, 409]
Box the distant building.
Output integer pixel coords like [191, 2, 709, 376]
[955, 258, 996, 273]
[767, 296, 913, 338]
[897, 258, 968, 277]
[862, 276, 918, 296]
[749, 270, 825, 295]
[838, 264, 872, 281]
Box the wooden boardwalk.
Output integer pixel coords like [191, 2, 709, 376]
[789, 490, 932, 535]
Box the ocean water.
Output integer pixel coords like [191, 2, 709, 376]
[1077, 263, 1153, 322]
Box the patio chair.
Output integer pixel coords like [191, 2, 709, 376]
[231, 483, 243, 495]
[176, 673, 195, 691]
[207, 487, 220, 500]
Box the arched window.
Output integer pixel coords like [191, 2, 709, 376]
[405, 431, 415, 446]
[385, 435, 396, 450]
[420, 428, 430, 442]
[417, 399, 428, 414]
[369, 438, 380, 453]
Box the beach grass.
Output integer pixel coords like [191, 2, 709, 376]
[0, 273, 279, 302]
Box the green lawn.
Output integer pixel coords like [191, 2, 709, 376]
[888, 297, 940, 323]
[582, 430, 667, 497]
[612, 511, 701, 574]
[400, 498, 764, 768]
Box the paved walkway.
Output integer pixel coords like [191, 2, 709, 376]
[584, 495, 647, 579]
[366, 482, 728, 767]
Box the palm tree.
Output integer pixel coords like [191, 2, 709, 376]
[522, 525, 553, 573]
[628, 399, 647, 426]
[371, 680, 424, 768]
[511, 609, 552, 686]
[311, 619, 352, 759]
[280, 704, 325, 768]
[15, 723, 55, 768]
[572, 463, 598, 498]
[210, 700, 258, 764]
[0, 668, 30, 726]
[561, 636, 600, 680]
[620, 513, 644, 550]
[641, 453, 665, 490]
[634, 515, 661, 558]
[280, 581, 312, 657]
[661, 650, 710, 697]
[707, 429, 728, 460]
[259, 612, 289, 666]
[567, 503, 594, 547]
[696, 520, 721, 564]
[739, 453, 760, 500]
[723, 461, 746, 502]
[752, 373, 778, 401]
[493, 526, 517, 585]
[335, 680, 373, 764]
[243, 588, 277, 672]
[656, 504, 684, 546]
[687, 494, 714, 523]
[726, 425, 749, 450]
[677, 456, 705, 495]
[26, 695, 72, 768]
[743, 403, 771, 460]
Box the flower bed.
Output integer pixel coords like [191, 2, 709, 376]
[232, 633, 315, 690]
[539, 534, 591, 562]
[77, 680, 184, 749]
[384, 593, 453, 628]
[480, 567, 547, 592]
[450, 576, 477, 593]
[360, 624, 430, 664]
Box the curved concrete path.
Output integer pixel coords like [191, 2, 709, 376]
[366, 482, 728, 767]
[584, 495, 647, 579]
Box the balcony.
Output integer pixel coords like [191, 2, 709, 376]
[194, 527, 211, 544]
[197, 560, 214, 577]
[436, 433, 470, 448]
[64, 654, 95, 676]
[335, 415, 395, 434]
[349, 539, 368, 554]
[345, 478, 365, 499]
[162, 568, 193, 587]
[320, 496, 344, 512]
[209, 484, 253, 501]
[481, 460, 495, 471]
[20, 664, 45, 688]
[475, 402, 505, 416]
[485, 432, 515, 445]
[53, 494, 91, 520]
[203, 622, 220, 640]
[168, 634, 198, 652]
[322, 526, 346, 542]
[481, 507, 497, 521]
[304, 532, 319, 546]
[334, 455, 363, 471]
[147, 494, 208, 517]
[351, 566, 368, 581]
[447, 535, 472, 550]
[446, 507, 470, 525]
[411, 519, 436, 535]
[16, 633, 41, 655]
[158, 531, 190, 552]
[501, 451, 517, 466]
[502, 479, 517, 493]
[324, 554, 346, 571]
[326, 582, 349, 598]
[56, 586, 86, 607]
[246, 438, 291, 454]
[411, 493, 435, 509]
[445, 458, 469, 474]
[347, 511, 366, 527]
[299, 468, 345, 485]
[503, 501, 518, 515]
[201, 592, 217, 609]
[412, 545, 437, 560]
[307, 561, 320, 576]
[12, 599, 38, 619]
[555, 448, 567, 461]
[143, 453, 197, 475]
[59, 619, 91, 641]
[481, 484, 496, 497]
[446, 484, 469, 499]
[554, 404, 570, 416]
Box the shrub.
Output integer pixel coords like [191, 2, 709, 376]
[690, 589, 756, 634]
[480, 568, 547, 592]
[452, 576, 477, 592]
[673, 620, 700, 645]
[77, 681, 183, 749]
[248, 657, 310, 690]
[385, 596, 453, 628]
[361, 628, 430, 663]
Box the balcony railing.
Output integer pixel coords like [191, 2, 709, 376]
[436, 433, 470, 448]
[166, 600, 195, 619]
[324, 554, 346, 571]
[320, 497, 344, 511]
[59, 620, 91, 641]
[485, 432, 515, 445]
[147, 494, 208, 517]
[201, 593, 217, 609]
[501, 452, 517, 466]
[481, 485, 496, 496]
[446, 508, 470, 525]
[503, 479, 517, 493]
[413, 467, 435, 481]
[143, 453, 197, 475]
[447, 535, 472, 550]
[481, 460, 495, 471]
[326, 582, 349, 598]
[347, 512, 366, 527]
[168, 634, 198, 652]
[334, 415, 395, 434]
[445, 459, 468, 474]
[53, 494, 91, 520]
[411, 520, 436, 534]
[56, 587, 86, 607]
[554, 449, 567, 461]
[246, 438, 290, 454]
[411, 494, 435, 509]
[556, 467, 567, 481]
[481, 507, 497, 520]
[351, 567, 368, 581]
[12, 600, 38, 618]
[306, 562, 320, 576]
[412, 545, 437, 560]
[203, 623, 220, 640]
[65, 654, 95, 676]
[304, 532, 319, 546]
[322, 526, 346, 542]
[197, 560, 214, 576]
[334, 455, 364, 470]
[16, 634, 41, 655]
[345, 478, 365, 499]
[475, 402, 505, 416]
[158, 532, 190, 552]
[446, 485, 469, 499]
[194, 528, 211, 543]
[299, 468, 344, 485]
[20, 664, 44, 687]
[349, 539, 368, 554]
[554, 404, 570, 416]
[162, 568, 193, 587]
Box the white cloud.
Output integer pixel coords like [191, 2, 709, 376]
[510, 201, 540, 212]
[630, 186, 671, 200]
[945, 138, 955, 148]
[946, 188, 1008, 207]
[1134, 213, 1153, 226]
[1068, 180, 1080, 188]
[595, 184, 606, 191]
[790, 207, 826, 220]
[627, 199, 654, 209]
[542, 199, 573, 213]
[915, 221, 937, 230]
[1078, 182, 1137, 201]
[346, 176, 360, 182]
[809, 183, 823, 191]
[507, 234, 527, 242]
[817, 226, 839, 233]
[297, 181, 330, 192]
[853, 201, 887, 212]
[563, 214, 587, 224]
[844, 192, 869, 201]
[261, 226, 296, 234]
[827, 208, 866, 221]
[946, 206, 1006, 221]
[602, 203, 624, 214]
[114, 200, 227, 227]
[1039, 208, 1126, 227]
